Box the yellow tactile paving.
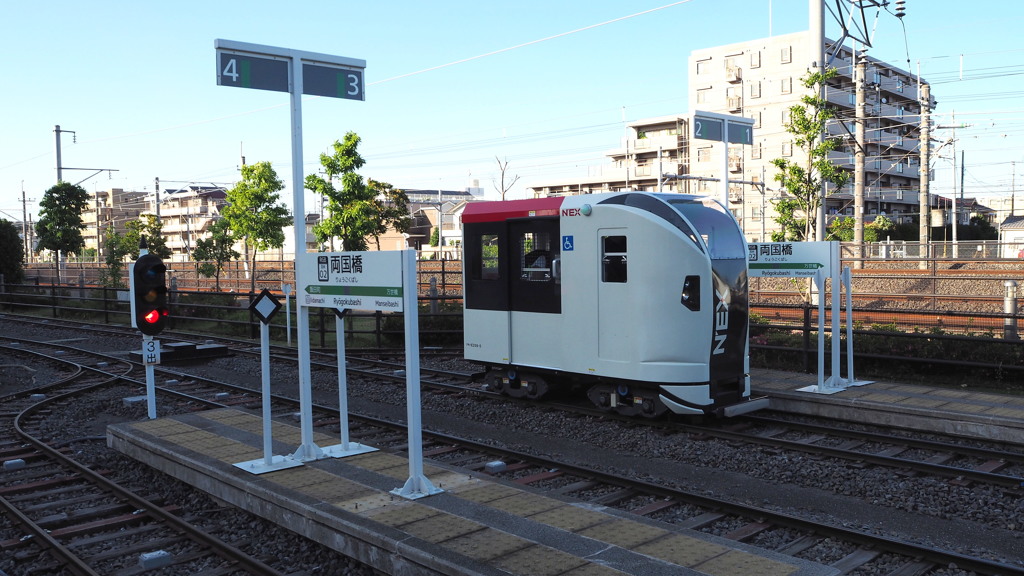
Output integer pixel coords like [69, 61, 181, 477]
[896, 396, 951, 408]
[695, 549, 799, 576]
[486, 492, 564, 516]
[528, 504, 609, 532]
[985, 407, 1024, 418]
[366, 501, 440, 527]
[301, 478, 375, 503]
[131, 418, 198, 435]
[578, 518, 669, 548]
[443, 527, 532, 562]
[401, 513, 485, 543]
[263, 466, 338, 489]
[456, 483, 521, 503]
[492, 544, 587, 576]
[633, 533, 730, 567]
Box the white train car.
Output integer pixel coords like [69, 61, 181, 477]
[462, 191, 768, 417]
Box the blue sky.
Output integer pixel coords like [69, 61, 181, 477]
[2, 0, 1023, 222]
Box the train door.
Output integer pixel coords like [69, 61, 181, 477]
[507, 218, 561, 366]
[507, 218, 561, 314]
[597, 229, 630, 361]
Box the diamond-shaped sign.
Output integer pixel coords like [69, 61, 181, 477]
[249, 288, 282, 325]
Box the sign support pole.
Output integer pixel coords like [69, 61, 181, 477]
[288, 56, 323, 463]
[392, 249, 442, 500]
[322, 311, 376, 458]
[235, 291, 302, 474]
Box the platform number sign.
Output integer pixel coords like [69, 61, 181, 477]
[217, 48, 365, 101]
[218, 51, 289, 93]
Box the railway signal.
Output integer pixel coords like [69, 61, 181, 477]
[131, 253, 168, 336]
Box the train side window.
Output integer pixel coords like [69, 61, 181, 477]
[479, 234, 500, 280]
[602, 235, 627, 283]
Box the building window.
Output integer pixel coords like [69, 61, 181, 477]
[898, 106, 905, 118]
[697, 147, 712, 163]
[751, 205, 762, 221]
[750, 81, 761, 99]
[601, 236, 627, 283]
[897, 78, 905, 93]
[782, 141, 793, 157]
[752, 111, 762, 129]
[750, 50, 761, 69]
[781, 45, 792, 63]
[781, 77, 792, 94]
[897, 161, 905, 173]
[696, 88, 709, 104]
[781, 109, 792, 126]
[752, 142, 762, 159]
[696, 59, 710, 75]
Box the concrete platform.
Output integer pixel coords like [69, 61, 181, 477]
[752, 368, 1024, 443]
[108, 408, 837, 576]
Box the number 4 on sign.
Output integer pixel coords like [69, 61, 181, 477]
[222, 58, 239, 81]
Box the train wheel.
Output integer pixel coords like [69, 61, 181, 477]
[484, 370, 509, 394]
[522, 375, 549, 400]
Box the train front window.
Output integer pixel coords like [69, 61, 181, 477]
[665, 197, 746, 259]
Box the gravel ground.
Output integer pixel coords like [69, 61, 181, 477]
[2, 318, 1022, 575]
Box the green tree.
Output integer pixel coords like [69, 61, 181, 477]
[366, 178, 411, 250]
[0, 219, 25, 284]
[35, 181, 90, 281]
[99, 226, 134, 288]
[125, 215, 172, 260]
[192, 219, 239, 291]
[771, 68, 849, 241]
[222, 161, 291, 294]
[305, 132, 405, 251]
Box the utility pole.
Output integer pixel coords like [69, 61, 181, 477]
[21, 184, 29, 262]
[918, 82, 931, 268]
[809, 0, 826, 241]
[154, 177, 161, 225]
[54, 125, 76, 183]
[854, 52, 866, 268]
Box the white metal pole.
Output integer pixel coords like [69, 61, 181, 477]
[337, 313, 350, 450]
[815, 268, 826, 390]
[843, 267, 855, 383]
[393, 249, 441, 499]
[144, 335, 156, 419]
[288, 55, 322, 462]
[261, 321, 273, 466]
[831, 259, 841, 386]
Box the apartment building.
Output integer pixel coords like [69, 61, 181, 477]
[156, 185, 227, 260]
[82, 188, 149, 260]
[529, 31, 933, 241]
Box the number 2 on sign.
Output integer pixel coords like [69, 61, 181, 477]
[222, 58, 239, 82]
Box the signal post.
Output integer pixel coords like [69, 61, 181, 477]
[129, 240, 169, 418]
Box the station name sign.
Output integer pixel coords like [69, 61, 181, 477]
[298, 251, 404, 311]
[747, 242, 838, 278]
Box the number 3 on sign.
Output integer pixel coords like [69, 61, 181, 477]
[143, 339, 161, 366]
[346, 72, 359, 97]
[222, 58, 239, 82]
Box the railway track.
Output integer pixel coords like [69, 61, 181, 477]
[0, 341, 291, 576]
[3, 321, 1023, 573]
